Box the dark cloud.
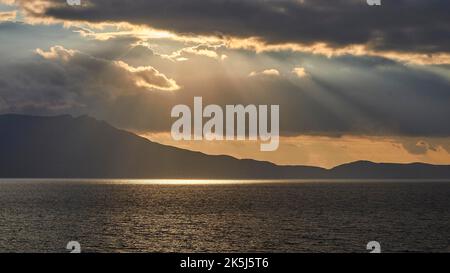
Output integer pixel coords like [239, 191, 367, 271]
[15, 0, 450, 54]
[0, 45, 179, 118]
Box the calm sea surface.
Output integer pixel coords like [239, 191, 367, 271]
[0, 179, 449, 253]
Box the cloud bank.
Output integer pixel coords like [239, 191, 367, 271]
[7, 0, 450, 55]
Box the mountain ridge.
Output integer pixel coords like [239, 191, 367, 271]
[1, 114, 450, 179]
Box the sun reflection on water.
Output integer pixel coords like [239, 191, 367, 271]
[111, 179, 280, 185]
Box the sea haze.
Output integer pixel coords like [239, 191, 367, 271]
[0, 180, 449, 253]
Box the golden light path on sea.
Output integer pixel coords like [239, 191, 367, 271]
[110, 179, 285, 185]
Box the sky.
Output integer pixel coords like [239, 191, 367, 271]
[0, 0, 450, 168]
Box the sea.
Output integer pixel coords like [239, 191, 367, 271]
[0, 179, 449, 253]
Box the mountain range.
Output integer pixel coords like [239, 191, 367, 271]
[1, 114, 450, 179]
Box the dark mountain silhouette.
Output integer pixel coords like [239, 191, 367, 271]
[1, 114, 450, 179]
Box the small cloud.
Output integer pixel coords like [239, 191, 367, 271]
[249, 69, 280, 77]
[35, 46, 77, 61]
[401, 139, 436, 155]
[182, 46, 219, 59]
[159, 44, 226, 62]
[292, 67, 308, 78]
[35, 45, 180, 92]
[115, 61, 180, 91]
[0, 10, 17, 22]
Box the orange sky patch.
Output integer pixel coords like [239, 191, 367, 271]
[139, 132, 450, 169]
